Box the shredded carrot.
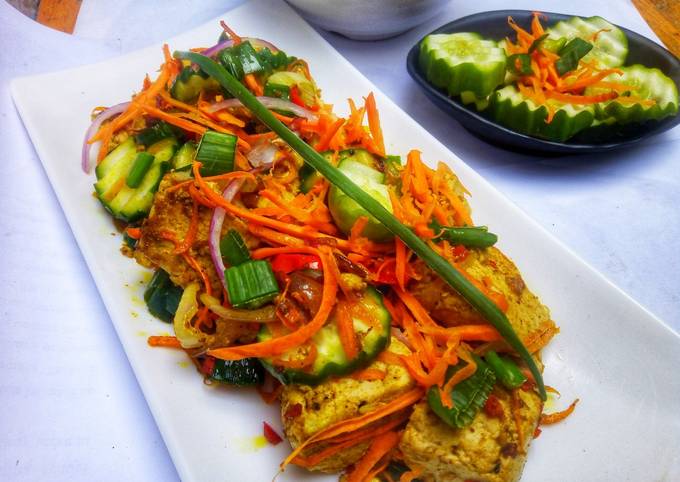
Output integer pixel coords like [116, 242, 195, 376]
[172, 198, 199, 254]
[138, 103, 208, 135]
[439, 348, 476, 408]
[273, 344, 318, 369]
[271, 111, 295, 124]
[540, 398, 579, 425]
[377, 350, 408, 368]
[247, 224, 306, 247]
[351, 367, 387, 381]
[244, 73, 264, 96]
[395, 238, 408, 291]
[336, 302, 360, 359]
[400, 467, 423, 482]
[419, 324, 502, 343]
[315, 118, 345, 152]
[220, 21, 241, 44]
[147, 336, 182, 348]
[282, 387, 424, 469]
[208, 247, 337, 360]
[181, 252, 213, 297]
[364, 92, 385, 156]
[345, 431, 400, 482]
[394, 288, 438, 328]
[293, 413, 408, 468]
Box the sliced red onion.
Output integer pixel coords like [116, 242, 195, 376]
[81, 102, 130, 174]
[202, 38, 235, 58]
[206, 96, 317, 121]
[208, 165, 273, 292]
[200, 37, 277, 60]
[209, 179, 246, 292]
[247, 140, 278, 167]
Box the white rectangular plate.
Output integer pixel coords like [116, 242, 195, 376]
[11, 1, 680, 480]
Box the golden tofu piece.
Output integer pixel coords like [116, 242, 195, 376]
[410, 247, 557, 351]
[280, 340, 414, 472]
[400, 386, 543, 482]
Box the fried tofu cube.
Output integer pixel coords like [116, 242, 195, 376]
[400, 386, 543, 482]
[280, 340, 414, 472]
[410, 247, 557, 351]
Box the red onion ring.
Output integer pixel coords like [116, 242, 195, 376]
[200, 37, 278, 59]
[201, 39, 235, 58]
[247, 140, 279, 167]
[209, 179, 246, 292]
[81, 102, 130, 174]
[206, 96, 317, 121]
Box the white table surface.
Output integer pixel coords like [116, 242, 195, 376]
[1, 0, 678, 480]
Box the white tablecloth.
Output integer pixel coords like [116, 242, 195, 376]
[1, 0, 678, 480]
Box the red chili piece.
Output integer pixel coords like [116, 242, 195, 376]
[263, 422, 283, 445]
[270, 253, 321, 274]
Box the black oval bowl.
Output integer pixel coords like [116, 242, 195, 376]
[406, 10, 680, 154]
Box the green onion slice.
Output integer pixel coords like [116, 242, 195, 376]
[225, 260, 279, 309]
[196, 130, 237, 176]
[175, 50, 546, 400]
[126, 152, 155, 188]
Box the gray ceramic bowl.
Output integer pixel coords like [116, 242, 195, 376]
[286, 0, 452, 40]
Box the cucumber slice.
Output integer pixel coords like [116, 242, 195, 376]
[266, 71, 317, 107]
[95, 137, 175, 222]
[258, 286, 391, 385]
[328, 157, 394, 243]
[586, 64, 679, 123]
[420, 32, 506, 99]
[547, 16, 628, 68]
[94, 138, 139, 201]
[171, 141, 196, 171]
[488, 85, 595, 141]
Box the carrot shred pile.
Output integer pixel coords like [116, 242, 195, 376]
[504, 13, 646, 120]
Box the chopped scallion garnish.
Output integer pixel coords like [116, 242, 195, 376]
[196, 130, 237, 176]
[126, 152, 155, 188]
[225, 260, 279, 309]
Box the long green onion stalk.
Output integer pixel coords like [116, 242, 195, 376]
[175, 50, 546, 400]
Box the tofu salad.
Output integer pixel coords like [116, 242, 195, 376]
[82, 23, 576, 481]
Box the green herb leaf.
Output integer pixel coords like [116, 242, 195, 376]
[528, 33, 550, 53]
[220, 229, 251, 267]
[507, 53, 533, 76]
[427, 355, 496, 428]
[555, 38, 593, 76]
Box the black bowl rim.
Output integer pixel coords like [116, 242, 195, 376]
[406, 9, 680, 153]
